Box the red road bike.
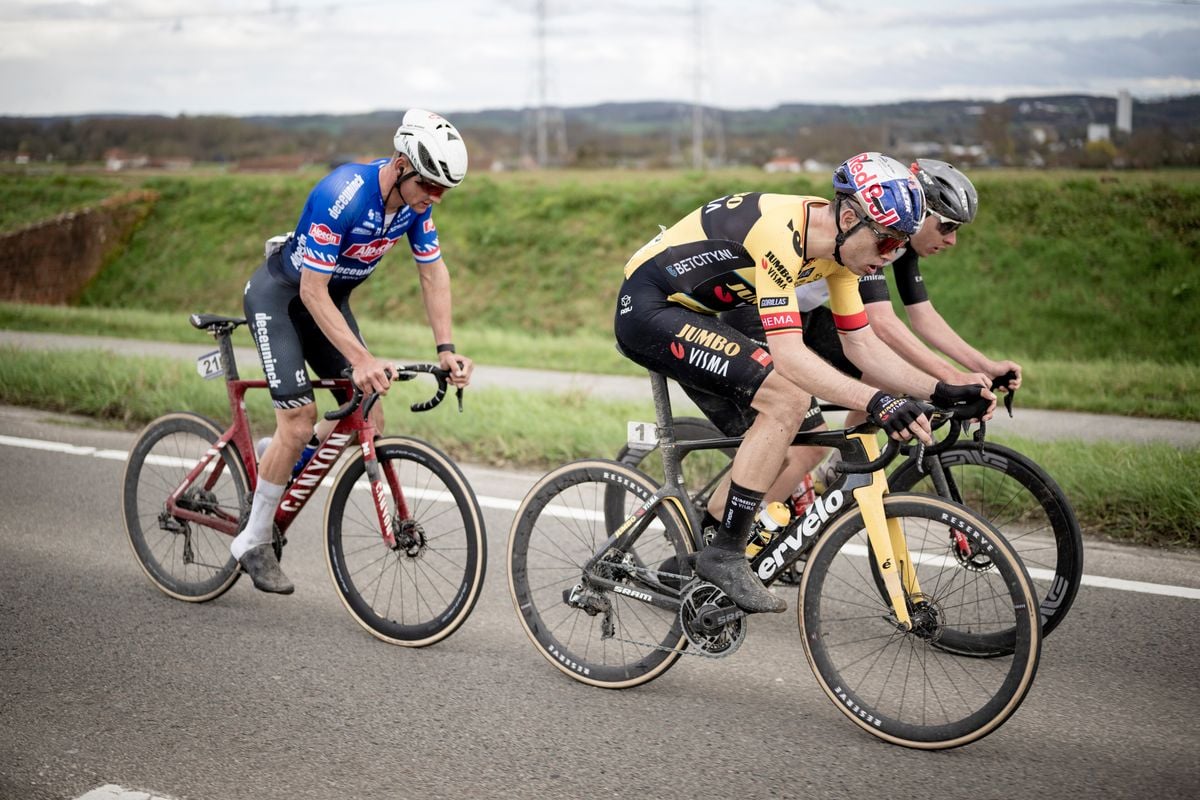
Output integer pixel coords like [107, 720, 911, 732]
[121, 313, 486, 646]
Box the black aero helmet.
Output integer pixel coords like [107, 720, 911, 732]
[911, 159, 978, 225]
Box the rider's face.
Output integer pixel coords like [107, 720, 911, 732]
[395, 158, 446, 211]
[910, 213, 959, 257]
[839, 207, 906, 276]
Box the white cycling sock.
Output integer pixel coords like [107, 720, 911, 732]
[230, 478, 286, 560]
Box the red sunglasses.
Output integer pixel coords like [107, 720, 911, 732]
[414, 177, 446, 198]
[850, 205, 908, 255]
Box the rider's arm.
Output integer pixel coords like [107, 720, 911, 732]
[416, 257, 473, 386]
[866, 300, 986, 385]
[906, 301, 1022, 390]
[409, 210, 473, 386]
[826, 268, 939, 400]
[298, 269, 393, 393]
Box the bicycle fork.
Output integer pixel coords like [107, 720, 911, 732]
[361, 438, 410, 552]
[850, 433, 921, 631]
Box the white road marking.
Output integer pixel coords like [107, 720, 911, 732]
[75, 784, 176, 800]
[4, 433, 1198, 601]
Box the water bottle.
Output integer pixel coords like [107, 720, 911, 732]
[746, 501, 792, 557]
[790, 473, 816, 517]
[291, 435, 320, 478]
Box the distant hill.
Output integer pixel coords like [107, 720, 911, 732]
[2, 94, 1196, 168]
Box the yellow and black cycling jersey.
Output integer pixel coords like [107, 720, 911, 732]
[623, 192, 869, 336]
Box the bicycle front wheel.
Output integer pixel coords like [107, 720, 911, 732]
[122, 412, 247, 602]
[508, 460, 695, 689]
[800, 494, 1041, 749]
[324, 436, 486, 647]
[888, 441, 1084, 644]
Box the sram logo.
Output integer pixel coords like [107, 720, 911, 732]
[756, 489, 845, 580]
[613, 585, 653, 602]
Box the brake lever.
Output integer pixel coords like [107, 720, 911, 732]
[915, 440, 929, 475]
[990, 370, 1018, 418]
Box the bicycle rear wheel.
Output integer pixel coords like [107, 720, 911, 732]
[324, 436, 486, 647]
[122, 412, 246, 602]
[508, 460, 695, 689]
[888, 441, 1083, 645]
[800, 494, 1041, 749]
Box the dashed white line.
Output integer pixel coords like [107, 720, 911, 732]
[75, 784, 176, 800]
[4, 433, 1199, 601]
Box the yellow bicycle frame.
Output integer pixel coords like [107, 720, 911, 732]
[848, 432, 921, 630]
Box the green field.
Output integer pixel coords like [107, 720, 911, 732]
[5, 167, 1197, 362]
[2, 167, 1199, 547]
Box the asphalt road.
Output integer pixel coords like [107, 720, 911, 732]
[1, 405, 1198, 800]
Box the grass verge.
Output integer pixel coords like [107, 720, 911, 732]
[0, 345, 1195, 548]
[2, 301, 1198, 420]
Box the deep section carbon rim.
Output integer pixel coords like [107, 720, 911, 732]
[800, 494, 1040, 749]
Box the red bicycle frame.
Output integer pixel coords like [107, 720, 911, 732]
[164, 318, 442, 551]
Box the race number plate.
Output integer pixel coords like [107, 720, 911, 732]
[196, 350, 224, 380]
[626, 421, 658, 449]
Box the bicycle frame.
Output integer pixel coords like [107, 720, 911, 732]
[163, 322, 407, 551]
[591, 373, 924, 629]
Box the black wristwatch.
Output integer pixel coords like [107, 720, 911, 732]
[436, 343, 456, 354]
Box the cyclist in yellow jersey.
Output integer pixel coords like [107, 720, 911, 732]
[614, 152, 995, 613]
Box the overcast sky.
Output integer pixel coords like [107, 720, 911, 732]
[2, 0, 1199, 117]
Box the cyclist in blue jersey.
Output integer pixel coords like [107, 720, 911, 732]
[234, 109, 472, 593]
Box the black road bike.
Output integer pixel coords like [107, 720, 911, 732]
[508, 372, 1042, 749]
[614, 390, 1082, 654]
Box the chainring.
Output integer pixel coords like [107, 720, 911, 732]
[678, 579, 747, 657]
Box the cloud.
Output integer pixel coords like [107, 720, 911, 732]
[0, 0, 1197, 115]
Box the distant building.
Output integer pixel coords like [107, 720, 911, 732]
[1087, 124, 1112, 143]
[104, 148, 149, 171]
[1117, 90, 1133, 134]
[763, 156, 801, 173]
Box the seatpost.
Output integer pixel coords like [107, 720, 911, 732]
[216, 324, 240, 381]
[649, 373, 682, 487]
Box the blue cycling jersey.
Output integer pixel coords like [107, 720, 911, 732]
[277, 159, 442, 290]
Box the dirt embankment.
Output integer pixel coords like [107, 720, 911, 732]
[0, 190, 158, 304]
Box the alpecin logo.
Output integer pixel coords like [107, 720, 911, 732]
[344, 237, 400, 263]
[307, 222, 342, 247]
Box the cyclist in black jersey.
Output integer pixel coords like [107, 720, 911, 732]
[614, 152, 995, 613]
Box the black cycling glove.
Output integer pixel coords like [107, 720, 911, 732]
[931, 381, 991, 420]
[867, 391, 925, 437]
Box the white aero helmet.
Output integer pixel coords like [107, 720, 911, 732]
[393, 109, 468, 188]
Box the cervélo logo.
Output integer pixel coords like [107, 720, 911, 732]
[307, 222, 342, 247]
[756, 489, 845, 580]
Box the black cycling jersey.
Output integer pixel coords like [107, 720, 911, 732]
[857, 247, 929, 306]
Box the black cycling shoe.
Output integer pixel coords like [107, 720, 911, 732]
[695, 542, 786, 614]
[238, 543, 294, 595]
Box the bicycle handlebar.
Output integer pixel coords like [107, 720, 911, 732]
[835, 403, 969, 475]
[324, 364, 462, 422]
